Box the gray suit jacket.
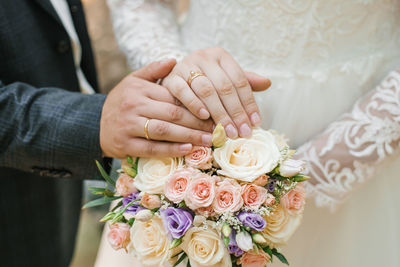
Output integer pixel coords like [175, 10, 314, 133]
[0, 0, 109, 265]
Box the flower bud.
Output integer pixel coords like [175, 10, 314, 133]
[212, 123, 226, 147]
[235, 231, 253, 252]
[134, 209, 153, 222]
[279, 159, 306, 177]
[122, 165, 137, 177]
[100, 211, 116, 222]
[222, 223, 232, 237]
[140, 193, 162, 209]
[170, 238, 182, 249]
[252, 233, 267, 244]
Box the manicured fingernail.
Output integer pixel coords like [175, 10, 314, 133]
[225, 124, 238, 139]
[180, 143, 192, 153]
[240, 123, 252, 137]
[202, 134, 212, 146]
[199, 108, 210, 119]
[250, 112, 261, 126]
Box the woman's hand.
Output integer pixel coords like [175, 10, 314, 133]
[162, 47, 271, 138]
[100, 59, 214, 158]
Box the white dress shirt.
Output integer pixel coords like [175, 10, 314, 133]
[50, 0, 95, 94]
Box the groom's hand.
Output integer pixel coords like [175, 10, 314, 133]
[99, 59, 214, 159]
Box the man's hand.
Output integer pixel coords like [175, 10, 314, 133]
[100, 59, 214, 158]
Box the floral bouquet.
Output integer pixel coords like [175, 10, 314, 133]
[84, 124, 308, 267]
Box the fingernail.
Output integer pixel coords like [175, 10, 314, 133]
[250, 112, 261, 126]
[202, 134, 212, 146]
[212, 123, 216, 131]
[239, 123, 252, 137]
[199, 108, 210, 119]
[160, 58, 174, 64]
[225, 124, 238, 139]
[180, 143, 192, 153]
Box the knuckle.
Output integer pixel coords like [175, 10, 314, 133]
[219, 82, 234, 96]
[146, 142, 156, 156]
[153, 121, 170, 137]
[169, 106, 184, 122]
[196, 83, 214, 98]
[234, 78, 249, 89]
[242, 96, 257, 110]
[231, 107, 246, 121]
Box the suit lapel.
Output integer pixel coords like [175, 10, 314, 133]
[34, 0, 62, 25]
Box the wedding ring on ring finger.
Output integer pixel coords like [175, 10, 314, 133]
[187, 71, 205, 87]
[144, 119, 151, 140]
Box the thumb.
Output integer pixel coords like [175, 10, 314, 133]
[245, 72, 272, 92]
[131, 59, 177, 82]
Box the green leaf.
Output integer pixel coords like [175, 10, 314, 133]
[128, 218, 135, 227]
[126, 156, 134, 165]
[272, 248, 289, 265]
[100, 211, 115, 222]
[223, 236, 230, 247]
[96, 160, 115, 187]
[111, 200, 123, 212]
[186, 259, 191, 267]
[135, 157, 140, 168]
[262, 246, 273, 262]
[173, 252, 187, 267]
[82, 196, 122, 209]
[88, 187, 107, 195]
[177, 201, 186, 208]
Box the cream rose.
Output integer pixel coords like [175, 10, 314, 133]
[213, 128, 281, 182]
[134, 157, 183, 194]
[262, 204, 302, 248]
[130, 216, 171, 266]
[181, 221, 232, 267]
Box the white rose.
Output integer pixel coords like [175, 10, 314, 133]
[181, 221, 232, 267]
[279, 159, 306, 177]
[262, 204, 302, 248]
[235, 231, 253, 251]
[134, 157, 183, 194]
[129, 216, 171, 266]
[213, 128, 281, 182]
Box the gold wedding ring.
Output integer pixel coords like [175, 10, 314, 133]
[144, 119, 151, 140]
[187, 71, 205, 87]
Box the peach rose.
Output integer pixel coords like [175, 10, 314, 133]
[280, 183, 306, 215]
[213, 179, 243, 214]
[107, 222, 130, 251]
[253, 174, 269, 187]
[195, 205, 216, 218]
[264, 193, 276, 206]
[140, 192, 161, 209]
[185, 146, 213, 170]
[165, 168, 198, 203]
[241, 184, 268, 209]
[115, 173, 137, 197]
[184, 174, 216, 210]
[238, 250, 271, 267]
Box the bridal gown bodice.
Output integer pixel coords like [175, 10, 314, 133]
[180, 0, 400, 147]
[96, 1, 400, 266]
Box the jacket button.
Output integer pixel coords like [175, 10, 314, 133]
[70, 5, 79, 13]
[57, 40, 70, 53]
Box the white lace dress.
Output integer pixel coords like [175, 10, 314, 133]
[95, 1, 400, 266]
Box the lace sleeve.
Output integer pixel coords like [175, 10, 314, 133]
[106, 0, 186, 70]
[295, 70, 400, 211]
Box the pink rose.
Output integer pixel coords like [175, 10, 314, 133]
[195, 205, 216, 218]
[212, 179, 243, 214]
[264, 193, 276, 206]
[140, 192, 162, 209]
[184, 174, 216, 210]
[115, 173, 137, 197]
[280, 183, 306, 215]
[107, 222, 130, 251]
[238, 250, 271, 267]
[185, 146, 212, 170]
[253, 174, 269, 187]
[241, 184, 268, 209]
[165, 168, 197, 203]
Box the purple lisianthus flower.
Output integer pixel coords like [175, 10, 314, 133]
[161, 207, 193, 239]
[122, 192, 144, 215]
[237, 211, 267, 231]
[227, 230, 244, 257]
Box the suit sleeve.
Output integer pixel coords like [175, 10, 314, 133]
[0, 80, 107, 179]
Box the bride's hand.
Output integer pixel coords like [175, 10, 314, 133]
[162, 47, 271, 138]
[100, 59, 213, 158]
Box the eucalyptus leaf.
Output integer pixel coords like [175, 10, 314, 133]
[272, 248, 289, 265]
[82, 196, 122, 209]
[88, 187, 107, 195]
[173, 253, 187, 267]
[96, 160, 115, 187]
[262, 246, 273, 262]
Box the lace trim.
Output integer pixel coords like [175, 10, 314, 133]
[296, 70, 400, 211]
